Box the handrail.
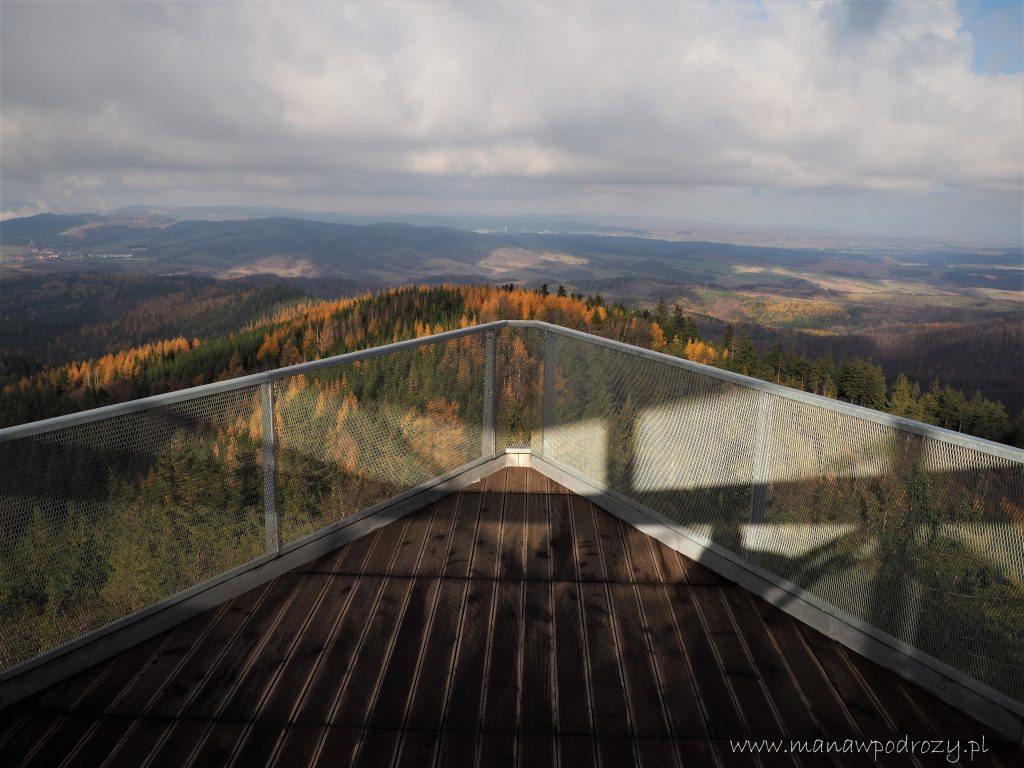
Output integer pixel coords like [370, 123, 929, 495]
[509, 320, 1024, 464]
[3, 319, 1021, 464]
[0, 321, 504, 444]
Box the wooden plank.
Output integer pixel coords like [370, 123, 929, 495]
[796, 625, 897, 742]
[675, 740, 718, 768]
[435, 732, 477, 768]
[324, 526, 382, 574]
[388, 504, 436, 576]
[841, 647, 943, 739]
[890, 674, 985, 744]
[595, 737, 636, 768]
[711, 632, 785, 740]
[61, 630, 174, 715]
[633, 584, 708, 738]
[470, 469, 505, 578]
[0, 712, 26, 751]
[498, 479, 528, 580]
[406, 578, 469, 731]
[664, 584, 745, 739]
[147, 581, 273, 718]
[352, 728, 400, 768]
[520, 580, 555, 733]
[528, 468, 561, 493]
[478, 732, 516, 768]
[646, 538, 690, 584]
[21, 714, 95, 768]
[691, 588, 785, 740]
[618, 519, 662, 583]
[579, 582, 630, 737]
[105, 604, 227, 716]
[188, 722, 247, 768]
[442, 491, 482, 578]
[367, 578, 441, 729]
[547, 478, 576, 581]
[681, 555, 729, 585]
[481, 580, 523, 731]
[518, 734, 556, 768]
[219, 573, 332, 722]
[556, 735, 597, 768]
[0, 714, 59, 766]
[312, 726, 361, 768]
[505, 466, 529, 493]
[58, 715, 136, 768]
[141, 718, 209, 768]
[104, 716, 173, 768]
[269, 725, 325, 768]
[525, 480, 551, 580]
[293, 575, 386, 726]
[552, 580, 592, 734]
[182, 574, 304, 720]
[690, 586, 734, 635]
[258, 575, 360, 722]
[720, 587, 822, 741]
[752, 601, 858, 741]
[362, 515, 412, 574]
[229, 723, 285, 768]
[593, 507, 632, 582]
[331, 577, 414, 727]
[608, 583, 671, 737]
[416, 492, 460, 577]
[19, 645, 128, 714]
[443, 579, 495, 731]
[570, 496, 605, 581]
[636, 738, 681, 768]
[393, 730, 439, 768]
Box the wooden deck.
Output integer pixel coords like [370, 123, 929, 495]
[0, 467, 1018, 767]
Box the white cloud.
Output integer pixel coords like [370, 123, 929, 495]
[1, 1, 1020, 240]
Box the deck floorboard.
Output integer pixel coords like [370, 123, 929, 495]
[2, 467, 1017, 766]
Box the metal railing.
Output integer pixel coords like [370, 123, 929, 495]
[1, 320, 1022, 721]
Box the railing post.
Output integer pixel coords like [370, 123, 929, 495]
[482, 330, 496, 459]
[747, 390, 770, 567]
[541, 330, 556, 458]
[261, 382, 280, 556]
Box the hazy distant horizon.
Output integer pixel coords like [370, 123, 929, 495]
[2, 1, 1021, 244]
[3, 202, 1020, 251]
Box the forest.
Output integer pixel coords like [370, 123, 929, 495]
[1, 282, 1020, 446]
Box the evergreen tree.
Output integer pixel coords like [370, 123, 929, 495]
[654, 298, 669, 329]
[888, 373, 922, 421]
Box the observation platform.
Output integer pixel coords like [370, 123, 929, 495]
[0, 467, 1015, 767]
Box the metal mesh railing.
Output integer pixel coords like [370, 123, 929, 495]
[2, 319, 1021, 710]
[0, 387, 266, 670]
[533, 325, 1024, 705]
[0, 327, 493, 676]
[496, 326, 543, 451]
[274, 333, 487, 544]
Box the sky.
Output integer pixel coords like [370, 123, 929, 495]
[1, 0, 1022, 244]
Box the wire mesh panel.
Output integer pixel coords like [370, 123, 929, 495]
[273, 332, 487, 544]
[545, 327, 1024, 704]
[545, 332, 761, 551]
[756, 393, 1024, 702]
[496, 326, 543, 451]
[0, 386, 265, 672]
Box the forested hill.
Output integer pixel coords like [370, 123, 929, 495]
[1, 284, 1020, 446]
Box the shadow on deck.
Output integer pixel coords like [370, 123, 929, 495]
[0, 467, 1017, 767]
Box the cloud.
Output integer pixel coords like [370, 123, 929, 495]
[1, 1, 1021, 241]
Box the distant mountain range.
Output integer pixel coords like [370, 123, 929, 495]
[4, 212, 1021, 298]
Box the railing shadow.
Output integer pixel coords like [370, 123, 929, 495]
[533, 328, 1024, 706]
